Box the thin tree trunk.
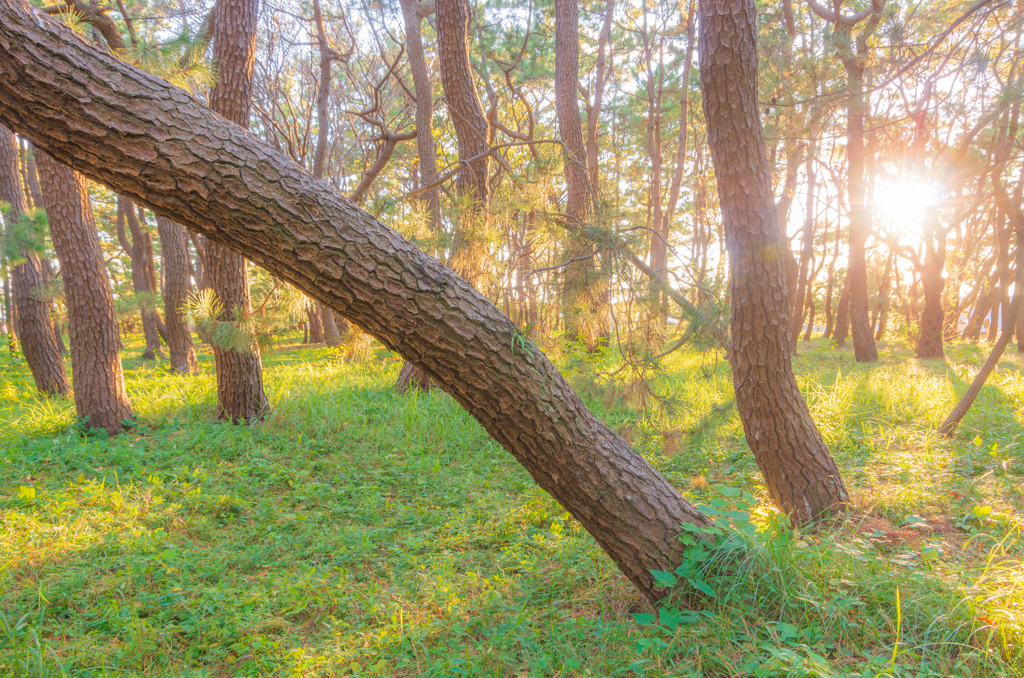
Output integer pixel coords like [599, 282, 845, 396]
[311, 0, 345, 350]
[0, 124, 67, 396]
[844, 61, 878, 362]
[399, 0, 440, 231]
[0, 2, 722, 601]
[939, 237, 1023, 436]
[306, 304, 324, 343]
[155, 215, 198, 374]
[916, 213, 946, 358]
[790, 144, 815, 343]
[875, 249, 893, 342]
[834, 277, 851, 346]
[118, 195, 163, 358]
[2, 260, 16, 355]
[585, 0, 615, 189]
[808, 0, 885, 362]
[36, 150, 132, 433]
[699, 0, 848, 523]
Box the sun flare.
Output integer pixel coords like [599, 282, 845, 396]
[873, 180, 944, 233]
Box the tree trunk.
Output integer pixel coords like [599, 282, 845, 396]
[311, 0, 345, 350]
[585, 0, 615, 190]
[790, 145, 815, 343]
[0, 124, 68, 396]
[699, 0, 848, 523]
[939, 235, 1023, 436]
[319, 300, 343, 347]
[436, 0, 490, 279]
[873, 249, 893, 342]
[833, 276, 851, 346]
[641, 2, 665, 317]
[155, 215, 198, 374]
[556, 0, 604, 348]
[775, 140, 802, 307]
[915, 214, 946, 358]
[2, 260, 16, 355]
[306, 303, 324, 343]
[399, 0, 440, 232]
[844, 61, 878, 362]
[204, 0, 268, 422]
[36, 150, 132, 433]
[407, 0, 493, 390]
[0, 0, 722, 601]
[117, 195, 163, 359]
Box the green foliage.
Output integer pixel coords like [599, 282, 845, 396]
[125, 29, 217, 93]
[184, 281, 307, 355]
[0, 203, 48, 264]
[184, 288, 260, 354]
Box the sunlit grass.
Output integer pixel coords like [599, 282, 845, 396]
[1, 333, 1023, 676]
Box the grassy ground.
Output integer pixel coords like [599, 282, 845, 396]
[0, 332, 1022, 677]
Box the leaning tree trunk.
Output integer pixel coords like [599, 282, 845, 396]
[36, 151, 132, 433]
[699, 0, 848, 522]
[939, 236, 1024, 437]
[0, 0, 717, 602]
[155, 215, 199, 374]
[0, 124, 68, 396]
[203, 0, 268, 422]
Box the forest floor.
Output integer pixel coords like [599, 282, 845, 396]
[1, 333, 1022, 677]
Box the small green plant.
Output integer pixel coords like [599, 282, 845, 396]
[511, 321, 537, 357]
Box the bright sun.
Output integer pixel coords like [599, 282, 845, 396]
[873, 180, 945, 233]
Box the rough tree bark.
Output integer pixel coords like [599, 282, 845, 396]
[436, 0, 490, 278]
[700, 0, 848, 522]
[204, 0, 268, 422]
[0, 123, 68, 396]
[556, 0, 604, 348]
[155, 215, 198, 374]
[0, 0, 718, 602]
[36, 150, 132, 433]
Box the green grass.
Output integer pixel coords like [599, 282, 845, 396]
[1, 333, 1022, 676]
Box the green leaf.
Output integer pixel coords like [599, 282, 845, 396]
[651, 570, 677, 587]
[687, 578, 716, 597]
